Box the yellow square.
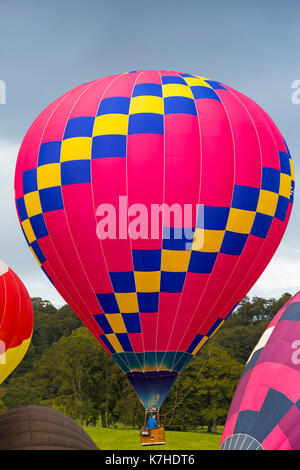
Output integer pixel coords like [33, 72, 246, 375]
[29, 245, 42, 266]
[279, 174, 291, 199]
[115, 293, 139, 313]
[24, 191, 42, 217]
[256, 190, 278, 217]
[192, 229, 224, 252]
[192, 336, 209, 355]
[37, 164, 61, 190]
[161, 249, 191, 272]
[93, 114, 128, 136]
[290, 159, 295, 181]
[183, 77, 212, 88]
[105, 334, 123, 353]
[129, 95, 164, 115]
[162, 84, 193, 99]
[105, 314, 126, 333]
[21, 219, 36, 244]
[134, 271, 161, 292]
[61, 137, 92, 161]
[195, 75, 210, 81]
[226, 208, 256, 234]
[210, 320, 224, 337]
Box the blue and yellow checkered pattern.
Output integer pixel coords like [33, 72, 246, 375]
[15, 71, 295, 367]
[187, 156, 294, 278]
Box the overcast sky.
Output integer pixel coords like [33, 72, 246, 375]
[0, 0, 299, 306]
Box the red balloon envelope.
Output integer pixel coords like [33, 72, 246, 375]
[14, 71, 294, 409]
[221, 292, 300, 450]
[0, 260, 33, 384]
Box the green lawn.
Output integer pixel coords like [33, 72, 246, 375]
[84, 426, 223, 450]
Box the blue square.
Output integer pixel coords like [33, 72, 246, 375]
[97, 97, 130, 116]
[164, 97, 197, 116]
[190, 86, 220, 100]
[41, 266, 54, 285]
[64, 116, 94, 139]
[16, 197, 28, 222]
[92, 134, 126, 158]
[132, 249, 161, 271]
[225, 302, 239, 319]
[110, 271, 135, 293]
[279, 151, 291, 175]
[188, 251, 218, 273]
[290, 180, 295, 203]
[96, 293, 120, 313]
[132, 83, 162, 97]
[232, 185, 260, 211]
[94, 314, 113, 334]
[221, 231, 248, 255]
[204, 80, 226, 90]
[61, 160, 91, 185]
[30, 213, 49, 239]
[197, 206, 229, 230]
[128, 113, 164, 135]
[31, 240, 46, 264]
[100, 334, 116, 354]
[261, 167, 280, 193]
[38, 141, 62, 166]
[39, 186, 64, 213]
[187, 334, 204, 353]
[162, 75, 186, 85]
[160, 271, 186, 292]
[116, 333, 133, 352]
[251, 212, 273, 238]
[137, 292, 159, 313]
[207, 317, 223, 336]
[178, 73, 195, 78]
[275, 195, 289, 221]
[20, 225, 30, 247]
[23, 169, 37, 194]
[122, 313, 141, 333]
[283, 140, 292, 157]
[162, 227, 193, 250]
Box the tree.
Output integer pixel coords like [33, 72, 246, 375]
[163, 341, 243, 432]
[214, 293, 292, 363]
[2, 377, 40, 408]
[1, 293, 292, 430]
[0, 399, 6, 413]
[195, 344, 243, 432]
[6, 302, 82, 383]
[31, 297, 57, 314]
[215, 321, 268, 363]
[112, 381, 144, 429]
[35, 328, 105, 425]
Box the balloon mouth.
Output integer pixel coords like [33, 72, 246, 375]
[126, 370, 179, 410]
[220, 434, 264, 450]
[130, 364, 170, 372]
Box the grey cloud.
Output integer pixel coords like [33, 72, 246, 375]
[0, 0, 299, 305]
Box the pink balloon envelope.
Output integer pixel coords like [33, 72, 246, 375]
[14, 71, 295, 410]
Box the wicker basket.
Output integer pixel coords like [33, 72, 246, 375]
[140, 426, 165, 446]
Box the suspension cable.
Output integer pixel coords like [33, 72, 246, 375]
[163, 338, 215, 427]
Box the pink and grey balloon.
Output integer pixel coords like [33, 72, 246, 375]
[221, 292, 300, 450]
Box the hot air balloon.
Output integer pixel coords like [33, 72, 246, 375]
[0, 260, 33, 384]
[14, 71, 294, 415]
[0, 406, 99, 450]
[221, 292, 300, 450]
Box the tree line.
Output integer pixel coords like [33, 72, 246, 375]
[0, 293, 291, 432]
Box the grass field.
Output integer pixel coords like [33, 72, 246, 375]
[84, 426, 223, 450]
